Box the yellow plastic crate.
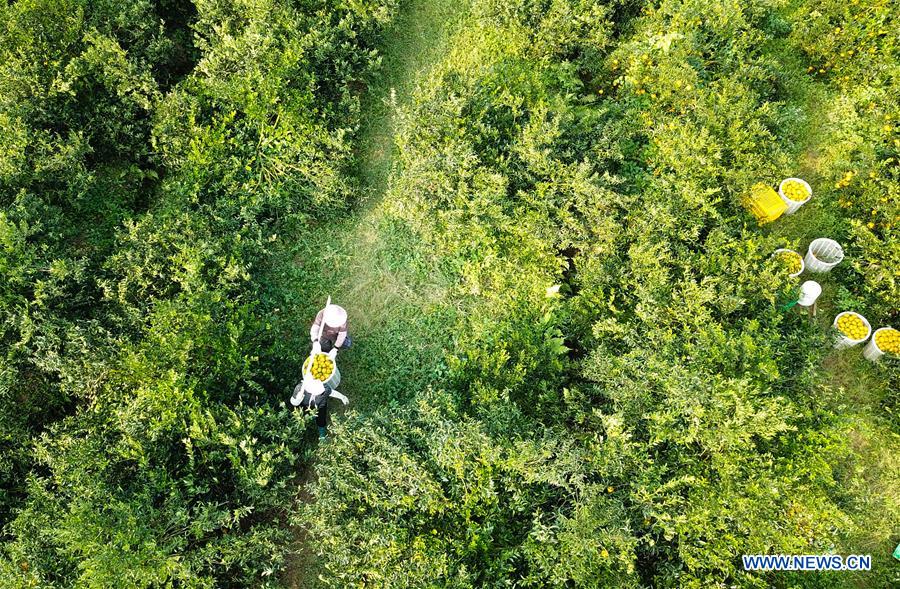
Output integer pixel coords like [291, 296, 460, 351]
[743, 183, 787, 224]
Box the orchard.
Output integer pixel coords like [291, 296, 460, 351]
[0, 0, 896, 588]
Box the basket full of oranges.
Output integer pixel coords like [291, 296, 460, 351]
[773, 248, 804, 277]
[778, 177, 812, 214]
[864, 327, 899, 361]
[833, 312, 872, 349]
[303, 353, 337, 383]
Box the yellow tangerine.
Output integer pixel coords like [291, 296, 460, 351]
[782, 180, 810, 202]
[874, 328, 899, 354]
[836, 313, 868, 340]
[776, 251, 802, 274]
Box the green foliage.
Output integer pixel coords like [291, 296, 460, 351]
[1, 0, 896, 587]
[1, 0, 396, 585]
[0, 0, 178, 534]
[786, 0, 899, 323]
[5, 401, 311, 587]
[302, 389, 640, 588]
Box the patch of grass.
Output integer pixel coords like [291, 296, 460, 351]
[282, 2, 469, 585]
[289, 0, 469, 412]
[322, 211, 459, 413]
[354, 0, 470, 203]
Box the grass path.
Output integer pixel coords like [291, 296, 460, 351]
[353, 0, 463, 206]
[299, 0, 467, 412]
[282, 1, 466, 585]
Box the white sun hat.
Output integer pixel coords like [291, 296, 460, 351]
[323, 304, 347, 327]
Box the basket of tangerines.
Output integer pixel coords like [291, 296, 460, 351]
[833, 311, 872, 349]
[864, 327, 899, 362]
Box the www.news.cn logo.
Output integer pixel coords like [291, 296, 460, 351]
[742, 554, 872, 571]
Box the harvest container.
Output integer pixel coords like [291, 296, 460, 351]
[773, 248, 805, 277]
[863, 327, 897, 362]
[832, 311, 871, 349]
[743, 183, 787, 224]
[796, 280, 821, 307]
[804, 238, 844, 273]
[778, 177, 812, 214]
[303, 353, 341, 388]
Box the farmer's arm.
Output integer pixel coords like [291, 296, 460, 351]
[330, 391, 349, 405]
[310, 309, 324, 341]
[334, 320, 348, 347]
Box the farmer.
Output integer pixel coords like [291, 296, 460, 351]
[309, 303, 351, 353]
[290, 376, 349, 439]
